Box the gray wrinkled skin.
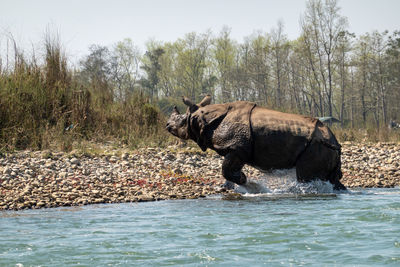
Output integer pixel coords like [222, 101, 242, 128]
[166, 96, 346, 190]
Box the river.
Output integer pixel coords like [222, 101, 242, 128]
[1, 187, 400, 266]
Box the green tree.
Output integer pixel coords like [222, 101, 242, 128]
[213, 26, 237, 102]
[79, 45, 113, 106]
[141, 44, 165, 100]
[110, 38, 141, 102]
[175, 31, 213, 102]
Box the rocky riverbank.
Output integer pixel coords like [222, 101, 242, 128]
[341, 142, 400, 188]
[1, 142, 399, 210]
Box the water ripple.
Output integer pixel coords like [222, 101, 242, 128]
[1, 188, 400, 266]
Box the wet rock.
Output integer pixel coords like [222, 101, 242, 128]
[222, 192, 244, 200]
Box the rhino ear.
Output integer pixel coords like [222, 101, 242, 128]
[198, 95, 211, 107]
[182, 96, 198, 113]
[172, 106, 180, 114]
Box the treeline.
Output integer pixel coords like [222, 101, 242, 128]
[1, 0, 399, 150]
[77, 0, 399, 127]
[149, 2, 399, 128]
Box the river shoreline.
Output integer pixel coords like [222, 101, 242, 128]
[1, 142, 399, 211]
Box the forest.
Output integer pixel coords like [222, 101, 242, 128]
[1, 0, 399, 151]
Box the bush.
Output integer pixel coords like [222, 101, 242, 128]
[0, 36, 169, 152]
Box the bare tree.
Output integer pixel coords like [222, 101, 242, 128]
[301, 0, 348, 117]
[270, 20, 289, 107]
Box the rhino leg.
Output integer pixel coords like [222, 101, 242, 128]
[328, 161, 347, 191]
[222, 153, 247, 185]
[296, 141, 346, 190]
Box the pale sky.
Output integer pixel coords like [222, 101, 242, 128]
[0, 0, 399, 64]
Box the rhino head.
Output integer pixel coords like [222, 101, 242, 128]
[166, 95, 212, 140]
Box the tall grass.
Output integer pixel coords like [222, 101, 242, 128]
[0, 35, 167, 152]
[0, 34, 398, 152]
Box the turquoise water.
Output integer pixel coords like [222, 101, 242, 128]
[1, 188, 400, 266]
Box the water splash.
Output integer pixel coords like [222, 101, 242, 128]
[235, 168, 335, 195]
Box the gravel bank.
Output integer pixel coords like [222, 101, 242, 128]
[341, 142, 400, 188]
[1, 142, 399, 210]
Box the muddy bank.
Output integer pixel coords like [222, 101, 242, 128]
[1, 142, 399, 210]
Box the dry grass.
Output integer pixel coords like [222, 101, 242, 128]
[332, 126, 400, 143]
[0, 34, 168, 152]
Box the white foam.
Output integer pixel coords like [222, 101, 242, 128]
[235, 168, 335, 195]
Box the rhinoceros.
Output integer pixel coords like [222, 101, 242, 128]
[166, 95, 346, 190]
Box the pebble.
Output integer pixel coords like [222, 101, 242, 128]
[0, 146, 226, 210]
[70, 158, 80, 165]
[1, 142, 399, 210]
[341, 142, 400, 188]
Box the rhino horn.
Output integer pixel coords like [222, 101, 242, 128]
[199, 95, 212, 107]
[182, 96, 195, 107]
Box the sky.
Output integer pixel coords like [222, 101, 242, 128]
[0, 0, 399, 64]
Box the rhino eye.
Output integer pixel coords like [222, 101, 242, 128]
[178, 116, 186, 126]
